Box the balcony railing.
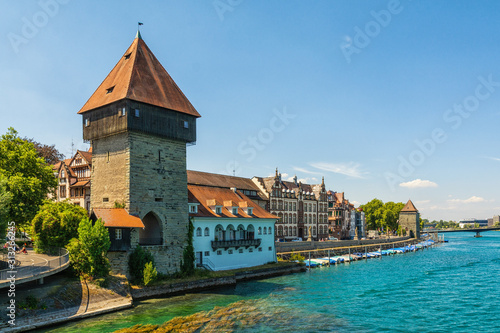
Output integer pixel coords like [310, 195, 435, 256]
[211, 239, 261, 251]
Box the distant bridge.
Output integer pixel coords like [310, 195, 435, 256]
[427, 227, 500, 238]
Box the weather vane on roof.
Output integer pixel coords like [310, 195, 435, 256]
[137, 22, 144, 39]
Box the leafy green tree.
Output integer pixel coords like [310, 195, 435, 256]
[67, 218, 110, 279]
[361, 199, 405, 231]
[0, 176, 13, 238]
[31, 201, 88, 252]
[0, 128, 57, 229]
[360, 199, 384, 230]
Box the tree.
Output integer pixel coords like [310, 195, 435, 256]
[67, 218, 110, 279]
[31, 201, 88, 253]
[0, 128, 57, 229]
[23, 137, 64, 165]
[361, 199, 405, 231]
[360, 199, 384, 230]
[180, 218, 195, 276]
[0, 176, 13, 239]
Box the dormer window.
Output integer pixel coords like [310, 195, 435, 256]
[106, 86, 115, 94]
[188, 203, 198, 214]
[124, 52, 132, 60]
[247, 207, 253, 215]
[232, 207, 238, 215]
[215, 206, 222, 214]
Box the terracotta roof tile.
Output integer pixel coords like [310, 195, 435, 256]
[70, 180, 90, 187]
[401, 199, 418, 212]
[188, 185, 277, 219]
[92, 208, 145, 228]
[187, 170, 267, 201]
[78, 36, 200, 118]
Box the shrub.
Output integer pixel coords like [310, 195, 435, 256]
[129, 246, 155, 282]
[290, 252, 305, 263]
[67, 218, 110, 279]
[143, 261, 157, 286]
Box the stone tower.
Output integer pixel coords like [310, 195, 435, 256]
[399, 199, 420, 239]
[78, 31, 201, 274]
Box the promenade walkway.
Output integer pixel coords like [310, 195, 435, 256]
[0, 248, 70, 289]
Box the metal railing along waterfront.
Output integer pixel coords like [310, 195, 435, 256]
[0, 248, 69, 282]
[276, 238, 428, 261]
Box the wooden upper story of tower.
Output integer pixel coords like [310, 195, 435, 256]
[78, 32, 200, 143]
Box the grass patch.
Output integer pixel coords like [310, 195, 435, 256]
[130, 262, 298, 288]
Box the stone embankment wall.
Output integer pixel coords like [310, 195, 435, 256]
[131, 264, 305, 300]
[276, 237, 411, 253]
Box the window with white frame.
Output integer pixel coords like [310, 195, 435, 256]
[115, 228, 122, 240]
[189, 204, 198, 214]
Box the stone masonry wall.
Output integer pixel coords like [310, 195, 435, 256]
[90, 132, 130, 210]
[128, 131, 189, 275]
[399, 212, 420, 239]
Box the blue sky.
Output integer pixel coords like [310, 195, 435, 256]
[1, 0, 499, 222]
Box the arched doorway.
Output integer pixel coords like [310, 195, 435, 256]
[139, 212, 163, 245]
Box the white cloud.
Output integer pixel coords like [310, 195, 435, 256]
[309, 162, 366, 179]
[448, 196, 486, 204]
[484, 156, 500, 162]
[292, 166, 321, 175]
[399, 179, 438, 189]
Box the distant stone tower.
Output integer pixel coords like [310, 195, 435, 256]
[78, 31, 201, 275]
[399, 199, 420, 239]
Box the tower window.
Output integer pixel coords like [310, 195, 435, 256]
[106, 86, 115, 94]
[135, 109, 140, 117]
[119, 107, 126, 116]
[103, 197, 109, 202]
[115, 229, 122, 240]
[124, 52, 132, 60]
[155, 198, 163, 202]
[183, 120, 189, 128]
[85, 118, 90, 127]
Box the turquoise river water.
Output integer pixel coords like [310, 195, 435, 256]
[40, 232, 500, 332]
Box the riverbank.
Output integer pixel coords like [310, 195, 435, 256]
[131, 262, 305, 300]
[2, 274, 132, 333]
[6, 262, 304, 332]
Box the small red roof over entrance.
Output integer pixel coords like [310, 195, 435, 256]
[93, 208, 145, 228]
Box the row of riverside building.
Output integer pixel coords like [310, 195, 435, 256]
[51, 31, 366, 274]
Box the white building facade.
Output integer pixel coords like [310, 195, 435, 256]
[188, 176, 279, 271]
[192, 217, 276, 271]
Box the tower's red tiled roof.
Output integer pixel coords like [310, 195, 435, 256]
[401, 199, 418, 212]
[78, 35, 200, 118]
